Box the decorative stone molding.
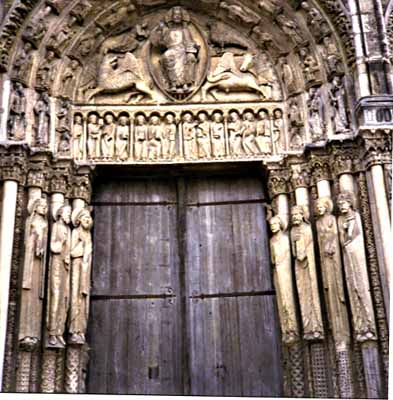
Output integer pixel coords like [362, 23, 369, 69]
[0, 145, 27, 183]
[310, 154, 332, 184]
[71, 167, 93, 202]
[50, 163, 71, 195]
[267, 166, 290, 198]
[330, 145, 354, 176]
[361, 130, 392, 169]
[289, 163, 310, 190]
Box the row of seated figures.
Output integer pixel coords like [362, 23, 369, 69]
[71, 107, 288, 162]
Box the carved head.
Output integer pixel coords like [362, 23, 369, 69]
[136, 114, 146, 125]
[244, 111, 254, 121]
[258, 110, 268, 120]
[29, 197, 48, 217]
[337, 191, 355, 215]
[88, 114, 98, 124]
[57, 205, 72, 224]
[273, 109, 283, 119]
[104, 114, 115, 124]
[150, 115, 160, 125]
[166, 6, 190, 25]
[269, 215, 284, 234]
[183, 112, 193, 123]
[230, 111, 239, 121]
[212, 112, 222, 123]
[198, 112, 208, 122]
[291, 205, 305, 226]
[119, 116, 129, 126]
[316, 197, 333, 217]
[73, 208, 93, 230]
[165, 113, 175, 124]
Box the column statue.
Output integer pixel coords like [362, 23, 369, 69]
[69, 208, 93, 345]
[337, 191, 377, 342]
[46, 205, 72, 348]
[290, 205, 324, 340]
[19, 197, 49, 349]
[315, 197, 350, 347]
[269, 215, 299, 345]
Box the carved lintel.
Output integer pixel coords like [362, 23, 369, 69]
[267, 167, 290, 198]
[310, 155, 331, 184]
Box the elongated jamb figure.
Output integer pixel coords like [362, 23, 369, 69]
[69, 208, 93, 345]
[46, 205, 72, 349]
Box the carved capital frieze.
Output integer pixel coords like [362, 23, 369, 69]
[290, 163, 310, 191]
[27, 165, 49, 191]
[0, 145, 27, 183]
[331, 147, 354, 177]
[267, 167, 290, 198]
[71, 168, 93, 202]
[361, 131, 392, 169]
[310, 155, 331, 184]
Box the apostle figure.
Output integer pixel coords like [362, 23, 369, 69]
[315, 197, 350, 347]
[162, 113, 177, 159]
[228, 111, 244, 156]
[150, 6, 199, 93]
[290, 205, 324, 341]
[46, 205, 72, 348]
[148, 115, 163, 160]
[269, 215, 299, 345]
[87, 114, 102, 159]
[115, 115, 130, 161]
[134, 114, 148, 161]
[182, 112, 197, 160]
[196, 112, 211, 158]
[19, 197, 49, 349]
[337, 191, 377, 342]
[255, 110, 271, 154]
[242, 111, 258, 156]
[211, 112, 225, 158]
[101, 114, 116, 160]
[69, 208, 93, 345]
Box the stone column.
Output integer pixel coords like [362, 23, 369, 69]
[333, 149, 384, 398]
[0, 180, 18, 391]
[267, 166, 304, 398]
[290, 163, 328, 398]
[41, 164, 70, 393]
[16, 165, 49, 393]
[347, 0, 370, 97]
[65, 168, 93, 394]
[0, 150, 26, 392]
[311, 155, 354, 398]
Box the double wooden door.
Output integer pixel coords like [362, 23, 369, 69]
[87, 174, 283, 395]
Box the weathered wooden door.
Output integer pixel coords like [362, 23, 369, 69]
[87, 174, 282, 395]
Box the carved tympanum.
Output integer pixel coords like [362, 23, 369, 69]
[336, 192, 377, 342]
[290, 205, 324, 341]
[19, 197, 49, 350]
